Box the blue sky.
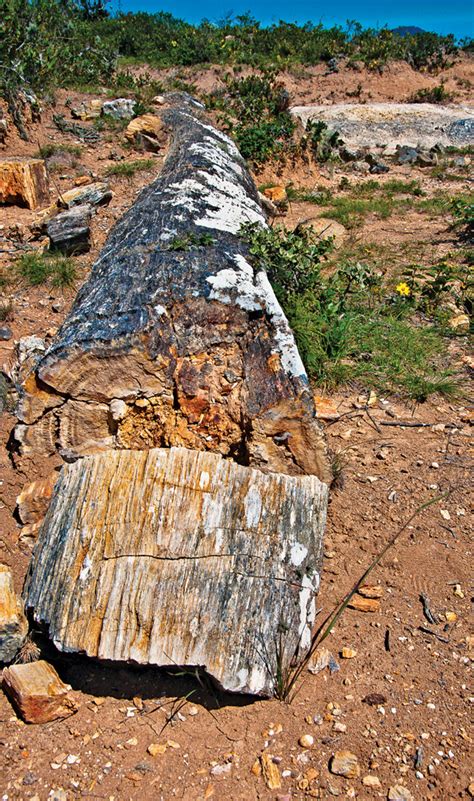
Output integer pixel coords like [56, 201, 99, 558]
[113, 0, 473, 40]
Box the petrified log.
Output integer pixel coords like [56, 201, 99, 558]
[0, 565, 28, 662]
[0, 157, 49, 209]
[24, 447, 328, 695]
[16, 94, 331, 483]
[47, 203, 92, 254]
[2, 661, 78, 723]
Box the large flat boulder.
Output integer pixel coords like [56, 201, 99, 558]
[291, 102, 474, 150]
[24, 447, 328, 695]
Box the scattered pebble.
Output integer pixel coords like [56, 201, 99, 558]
[388, 784, 413, 801]
[362, 775, 381, 787]
[299, 734, 314, 748]
[147, 743, 167, 756]
[341, 647, 357, 659]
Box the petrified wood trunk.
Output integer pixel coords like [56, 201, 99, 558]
[16, 94, 330, 483]
[24, 448, 328, 695]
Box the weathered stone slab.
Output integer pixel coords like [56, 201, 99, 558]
[0, 565, 28, 662]
[2, 661, 78, 723]
[24, 447, 328, 695]
[291, 103, 474, 150]
[0, 158, 49, 209]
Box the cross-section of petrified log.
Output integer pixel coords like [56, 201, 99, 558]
[15, 94, 330, 483]
[0, 158, 49, 209]
[24, 447, 328, 695]
[2, 661, 78, 723]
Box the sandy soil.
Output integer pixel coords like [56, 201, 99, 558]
[0, 63, 473, 801]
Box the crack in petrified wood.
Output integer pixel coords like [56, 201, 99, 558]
[15, 94, 331, 483]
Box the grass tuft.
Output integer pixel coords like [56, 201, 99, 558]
[16, 252, 77, 288]
[105, 159, 155, 178]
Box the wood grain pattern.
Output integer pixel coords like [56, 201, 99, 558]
[24, 447, 328, 695]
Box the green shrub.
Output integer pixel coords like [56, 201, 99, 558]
[206, 72, 296, 164]
[409, 84, 453, 103]
[242, 222, 462, 400]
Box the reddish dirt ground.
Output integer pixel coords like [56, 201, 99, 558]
[0, 63, 473, 801]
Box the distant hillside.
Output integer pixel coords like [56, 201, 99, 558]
[392, 26, 426, 36]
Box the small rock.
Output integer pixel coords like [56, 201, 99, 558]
[2, 661, 78, 723]
[467, 782, 474, 797]
[102, 98, 137, 120]
[396, 146, 419, 165]
[358, 584, 384, 599]
[388, 784, 413, 801]
[329, 750, 360, 778]
[444, 611, 457, 623]
[341, 647, 357, 659]
[348, 595, 380, 612]
[210, 763, 232, 776]
[363, 775, 381, 787]
[362, 693, 386, 706]
[260, 752, 281, 789]
[308, 646, 340, 675]
[0, 326, 12, 340]
[0, 118, 7, 142]
[51, 301, 63, 313]
[263, 185, 287, 204]
[333, 721, 347, 733]
[440, 509, 451, 520]
[449, 313, 470, 333]
[453, 584, 464, 598]
[147, 743, 167, 756]
[299, 734, 314, 748]
[314, 395, 340, 420]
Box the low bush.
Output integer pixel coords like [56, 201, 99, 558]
[242, 222, 463, 400]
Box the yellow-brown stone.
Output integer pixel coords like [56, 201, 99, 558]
[0, 158, 49, 209]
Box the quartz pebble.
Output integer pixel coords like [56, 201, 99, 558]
[299, 734, 314, 748]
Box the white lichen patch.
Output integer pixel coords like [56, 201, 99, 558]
[298, 573, 318, 650]
[206, 255, 307, 379]
[290, 542, 308, 567]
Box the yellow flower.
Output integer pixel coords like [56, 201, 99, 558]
[396, 282, 411, 297]
[171, 40, 178, 47]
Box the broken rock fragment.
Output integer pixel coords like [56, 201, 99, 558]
[24, 447, 328, 696]
[0, 565, 28, 662]
[0, 158, 49, 209]
[329, 750, 360, 778]
[2, 660, 78, 723]
[47, 203, 92, 254]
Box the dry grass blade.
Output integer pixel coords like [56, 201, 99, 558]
[276, 490, 450, 702]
